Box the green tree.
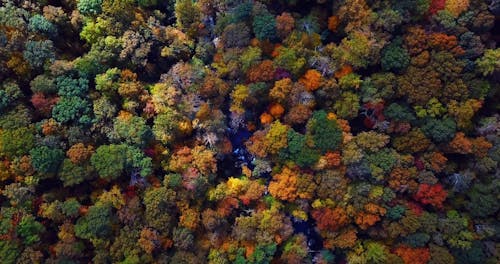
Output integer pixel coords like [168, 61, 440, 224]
[28, 14, 57, 37]
[56, 75, 89, 97]
[381, 38, 410, 72]
[52, 96, 93, 125]
[421, 118, 457, 143]
[384, 103, 416, 122]
[30, 146, 65, 174]
[62, 198, 81, 217]
[75, 202, 112, 239]
[252, 11, 277, 41]
[16, 215, 45, 245]
[280, 130, 320, 167]
[77, 0, 103, 16]
[174, 0, 201, 35]
[23, 40, 55, 68]
[475, 48, 500, 76]
[0, 82, 23, 111]
[0, 127, 35, 158]
[90, 144, 152, 180]
[111, 116, 152, 147]
[0, 241, 19, 264]
[58, 159, 94, 186]
[465, 181, 499, 218]
[307, 110, 343, 153]
[143, 186, 176, 232]
[333, 92, 360, 119]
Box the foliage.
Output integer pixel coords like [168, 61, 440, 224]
[90, 144, 152, 180]
[307, 111, 343, 153]
[0, 0, 497, 263]
[29, 146, 65, 174]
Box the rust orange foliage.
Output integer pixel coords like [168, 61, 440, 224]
[471, 137, 493, 158]
[394, 245, 431, 264]
[247, 60, 275, 83]
[328, 16, 340, 32]
[312, 207, 349, 232]
[268, 166, 298, 202]
[299, 69, 322, 91]
[448, 132, 472, 154]
[260, 112, 273, 125]
[269, 103, 285, 118]
[414, 184, 447, 209]
[334, 65, 353, 79]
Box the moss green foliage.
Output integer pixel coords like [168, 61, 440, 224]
[280, 130, 320, 167]
[77, 0, 103, 16]
[476, 48, 500, 76]
[111, 116, 152, 147]
[0, 241, 19, 264]
[252, 11, 277, 41]
[0, 82, 23, 111]
[307, 111, 343, 153]
[384, 103, 415, 122]
[0, 127, 34, 158]
[23, 40, 55, 68]
[28, 14, 57, 37]
[421, 118, 457, 143]
[30, 146, 65, 174]
[75, 203, 112, 239]
[52, 96, 93, 125]
[91, 144, 152, 179]
[16, 215, 45, 245]
[58, 159, 94, 186]
[381, 38, 410, 72]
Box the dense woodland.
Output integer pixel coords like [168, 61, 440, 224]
[0, 0, 499, 263]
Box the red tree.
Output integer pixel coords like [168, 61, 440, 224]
[414, 184, 447, 209]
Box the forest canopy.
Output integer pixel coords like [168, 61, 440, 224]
[0, 0, 499, 263]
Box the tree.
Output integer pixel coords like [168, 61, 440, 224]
[264, 121, 289, 155]
[268, 166, 298, 202]
[111, 114, 152, 147]
[52, 96, 93, 125]
[28, 14, 57, 37]
[90, 144, 152, 180]
[312, 207, 349, 232]
[174, 0, 201, 36]
[333, 92, 360, 120]
[16, 215, 45, 245]
[0, 82, 23, 111]
[414, 184, 447, 209]
[56, 75, 89, 97]
[280, 130, 320, 167]
[394, 245, 430, 264]
[421, 118, 457, 143]
[475, 48, 500, 76]
[307, 111, 343, 153]
[143, 186, 176, 232]
[221, 23, 250, 48]
[75, 202, 112, 240]
[252, 10, 277, 41]
[77, 0, 103, 16]
[273, 47, 306, 76]
[465, 182, 499, 218]
[299, 69, 322, 92]
[381, 39, 410, 72]
[276, 12, 294, 39]
[23, 40, 55, 68]
[30, 146, 65, 174]
[0, 127, 35, 158]
[0, 241, 19, 264]
[58, 159, 94, 186]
